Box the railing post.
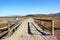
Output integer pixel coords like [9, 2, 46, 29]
[8, 22, 11, 37]
[52, 20, 54, 36]
[41, 21, 44, 25]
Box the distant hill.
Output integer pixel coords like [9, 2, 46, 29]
[48, 13, 60, 17]
[0, 12, 60, 18]
[26, 13, 60, 17]
[0, 15, 23, 18]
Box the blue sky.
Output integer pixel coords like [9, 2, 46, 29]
[0, 0, 60, 16]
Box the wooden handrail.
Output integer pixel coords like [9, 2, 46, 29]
[35, 18, 52, 22]
[8, 22, 21, 37]
[35, 18, 55, 36]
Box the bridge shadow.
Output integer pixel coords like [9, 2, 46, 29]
[28, 22, 33, 35]
[31, 22, 46, 35]
[38, 24, 51, 31]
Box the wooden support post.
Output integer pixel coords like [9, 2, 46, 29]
[52, 20, 54, 36]
[41, 21, 44, 25]
[8, 22, 11, 37]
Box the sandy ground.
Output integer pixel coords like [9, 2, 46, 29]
[4, 17, 58, 40]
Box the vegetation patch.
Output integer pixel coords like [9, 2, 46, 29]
[0, 24, 8, 28]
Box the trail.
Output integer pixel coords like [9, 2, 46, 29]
[4, 18, 58, 40]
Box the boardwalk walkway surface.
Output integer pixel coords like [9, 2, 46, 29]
[4, 18, 58, 40]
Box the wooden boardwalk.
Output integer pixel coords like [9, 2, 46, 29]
[0, 18, 58, 40]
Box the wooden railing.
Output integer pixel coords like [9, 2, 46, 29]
[35, 18, 55, 36]
[0, 21, 21, 39]
[0, 23, 15, 32]
[8, 22, 21, 37]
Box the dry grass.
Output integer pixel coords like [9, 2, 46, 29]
[0, 18, 16, 28]
[0, 18, 16, 22]
[0, 24, 8, 28]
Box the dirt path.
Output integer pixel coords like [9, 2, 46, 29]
[4, 17, 58, 40]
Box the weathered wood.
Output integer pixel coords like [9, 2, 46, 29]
[8, 23, 11, 37]
[52, 20, 54, 36]
[35, 18, 52, 22]
[41, 21, 44, 25]
[35, 18, 55, 36]
[0, 27, 7, 30]
[10, 23, 20, 32]
[7, 22, 20, 37]
[0, 31, 8, 39]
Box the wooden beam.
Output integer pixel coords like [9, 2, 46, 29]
[35, 18, 55, 36]
[8, 23, 11, 37]
[52, 20, 54, 36]
[35, 18, 52, 22]
[41, 21, 44, 25]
